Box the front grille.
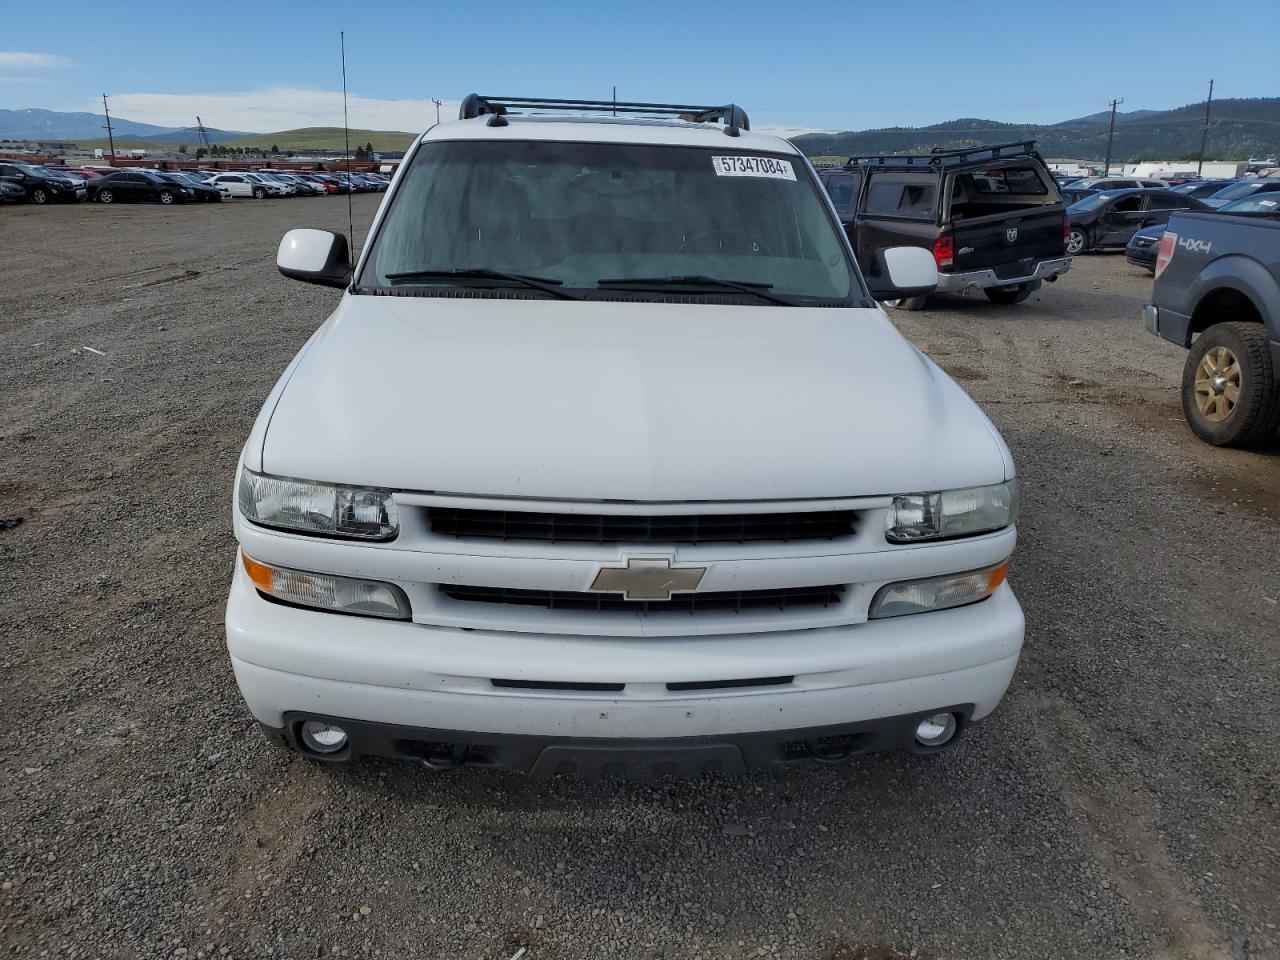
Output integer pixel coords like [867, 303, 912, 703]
[440, 583, 846, 615]
[427, 507, 857, 544]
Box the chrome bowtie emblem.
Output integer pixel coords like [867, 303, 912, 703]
[590, 557, 706, 601]
[1006, 227, 1019, 242]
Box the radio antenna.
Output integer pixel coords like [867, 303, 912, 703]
[340, 31, 355, 256]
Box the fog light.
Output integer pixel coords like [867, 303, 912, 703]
[300, 721, 348, 754]
[915, 712, 958, 748]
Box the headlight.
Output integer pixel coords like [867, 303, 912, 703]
[237, 468, 399, 540]
[885, 480, 1017, 543]
[242, 553, 410, 619]
[870, 561, 1008, 619]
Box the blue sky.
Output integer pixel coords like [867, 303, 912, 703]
[0, 0, 1270, 134]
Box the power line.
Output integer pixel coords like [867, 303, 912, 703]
[102, 94, 116, 160]
[340, 31, 354, 258]
[1103, 97, 1124, 175]
[1198, 80, 1214, 176]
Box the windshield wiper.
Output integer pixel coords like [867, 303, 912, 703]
[384, 268, 580, 300]
[596, 274, 796, 306]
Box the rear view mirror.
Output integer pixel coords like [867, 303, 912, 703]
[865, 246, 939, 301]
[277, 228, 353, 289]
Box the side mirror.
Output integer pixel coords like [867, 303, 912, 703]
[276, 228, 353, 289]
[865, 246, 939, 301]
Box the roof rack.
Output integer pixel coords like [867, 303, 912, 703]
[458, 94, 750, 136]
[846, 139, 1040, 167]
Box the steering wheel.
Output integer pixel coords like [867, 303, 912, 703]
[679, 228, 773, 256]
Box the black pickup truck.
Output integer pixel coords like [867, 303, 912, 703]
[1143, 210, 1280, 447]
[818, 140, 1070, 309]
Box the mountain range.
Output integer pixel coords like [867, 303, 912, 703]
[2, 99, 1277, 161]
[791, 98, 1280, 163]
[0, 108, 251, 143]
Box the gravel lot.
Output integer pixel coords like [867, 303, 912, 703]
[1, 195, 1277, 960]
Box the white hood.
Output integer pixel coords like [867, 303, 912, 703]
[258, 295, 1010, 501]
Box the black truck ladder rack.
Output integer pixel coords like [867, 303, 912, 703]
[846, 139, 1041, 167]
[458, 94, 750, 135]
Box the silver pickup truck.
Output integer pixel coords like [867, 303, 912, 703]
[1143, 210, 1280, 447]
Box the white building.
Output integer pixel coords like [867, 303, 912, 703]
[1124, 160, 1249, 179]
[1045, 158, 1097, 178]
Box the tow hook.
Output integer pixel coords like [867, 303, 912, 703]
[806, 735, 864, 764]
[420, 744, 468, 771]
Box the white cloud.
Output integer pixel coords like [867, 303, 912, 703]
[0, 51, 72, 69]
[92, 86, 828, 138]
[755, 124, 833, 139]
[98, 86, 455, 134]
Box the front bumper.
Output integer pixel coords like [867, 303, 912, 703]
[936, 257, 1071, 293]
[264, 707, 981, 778]
[225, 562, 1024, 772]
[1126, 247, 1156, 270]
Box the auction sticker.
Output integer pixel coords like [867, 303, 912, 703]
[712, 156, 796, 180]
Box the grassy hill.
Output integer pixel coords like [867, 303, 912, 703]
[226, 127, 418, 152]
[72, 126, 417, 154]
[791, 98, 1280, 163]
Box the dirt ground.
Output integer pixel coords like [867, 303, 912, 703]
[1, 195, 1277, 960]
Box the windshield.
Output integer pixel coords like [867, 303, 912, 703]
[1210, 180, 1266, 202]
[359, 140, 858, 304]
[1068, 192, 1113, 212]
[1220, 195, 1280, 215]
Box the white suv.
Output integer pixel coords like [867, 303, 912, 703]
[205, 172, 285, 199]
[226, 95, 1024, 777]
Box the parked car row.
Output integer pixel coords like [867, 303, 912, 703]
[0, 161, 391, 205]
[0, 162, 86, 203]
[1065, 180, 1280, 257]
[1125, 193, 1280, 270]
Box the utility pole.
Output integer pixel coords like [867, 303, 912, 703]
[1102, 97, 1124, 177]
[1198, 79, 1214, 176]
[431, 98, 442, 124]
[102, 93, 116, 160]
[612, 85, 617, 117]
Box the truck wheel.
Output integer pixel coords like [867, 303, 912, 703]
[985, 282, 1036, 305]
[1181, 321, 1280, 447]
[1065, 228, 1088, 254]
[883, 295, 929, 311]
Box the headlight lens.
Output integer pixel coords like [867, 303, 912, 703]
[242, 553, 410, 619]
[885, 480, 1017, 543]
[237, 468, 399, 540]
[870, 561, 1008, 619]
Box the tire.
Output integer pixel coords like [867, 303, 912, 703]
[97, 189, 114, 204]
[883, 295, 930, 311]
[253, 186, 267, 199]
[1181, 321, 1280, 448]
[1065, 228, 1088, 255]
[159, 190, 174, 205]
[985, 282, 1036, 305]
[31, 187, 48, 204]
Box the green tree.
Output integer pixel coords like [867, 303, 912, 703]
[271, 143, 280, 154]
[365, 141, 374, 155]
[354, 145, 367, 160]
[195, 147, 207, 159]
[178, 144, 188, 155]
